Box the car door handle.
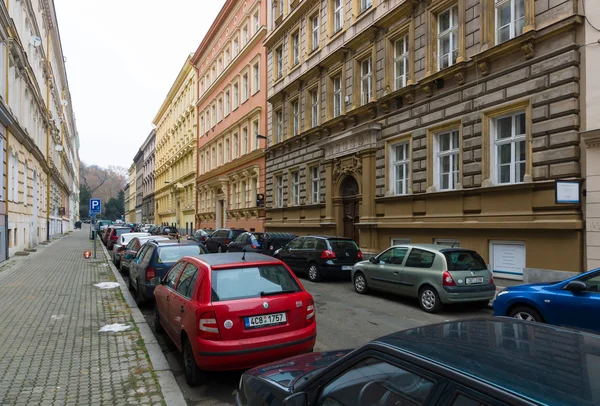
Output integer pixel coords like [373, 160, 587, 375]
[166, 296, 170, 302]
[393, 272, 399, 275]
[180, 306, 185, 313]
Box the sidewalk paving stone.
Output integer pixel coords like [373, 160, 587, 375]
[0, 229, 169, 405]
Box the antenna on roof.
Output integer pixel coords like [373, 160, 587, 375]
[242, 248, 247, 261]
[451, 240, 458, 248]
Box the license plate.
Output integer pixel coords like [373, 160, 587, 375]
[244, 312, 287, 329]
[466, 277, 484, 285]
[342, 266, 353, 271]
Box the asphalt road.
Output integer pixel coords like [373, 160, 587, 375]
[139, 276, 492, 406]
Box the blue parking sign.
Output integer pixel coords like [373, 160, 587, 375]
[89, 198, 101, 214]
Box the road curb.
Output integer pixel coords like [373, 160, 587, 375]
[98, 237, 187, 406]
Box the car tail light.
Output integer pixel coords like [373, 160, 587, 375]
[490, 273, 494, 284]
[225, 238, 230, 244]
[442, 271, 456, 286]
[306, 298, 315, 326]
[320, 250, 336, 259]
[145, 266, 156, 281]
[199, 311, 221, 340]
[111, 235, 118, 241]
[357, 251, 363, 260]
[250, 244, 257, 249]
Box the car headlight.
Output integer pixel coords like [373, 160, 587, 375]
[497, 290, 509, 297]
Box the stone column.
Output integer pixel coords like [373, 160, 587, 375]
[360, 149, 377, 223]
[323, 160, 335, 225]
[583, 131, 600, 270]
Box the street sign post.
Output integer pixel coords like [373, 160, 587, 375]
[89, 199, 101, 259]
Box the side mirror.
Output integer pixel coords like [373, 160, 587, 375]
[124, 253, 134, 260]
[565, 280, 587, 293]
[149, 277, 161, 287]
[283, 393, 307, 406]
[369, 257, 379, 264]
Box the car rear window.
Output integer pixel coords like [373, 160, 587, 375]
[157, 245, 207, 263]
[328, 239, 359, 251]
[230, 229, 245, 239]
[211, 265, 301, 302]
[115, 229, 129, 236]
[443, 251, 488, 271]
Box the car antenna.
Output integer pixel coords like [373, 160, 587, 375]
[451, 240, 458, 248]
[242, 248, 247, 261]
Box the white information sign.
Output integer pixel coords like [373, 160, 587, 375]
[556, 181, 580, 204]
[490, 241, 526, 281]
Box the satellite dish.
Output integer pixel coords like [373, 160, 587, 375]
[30, 36, 41, 47]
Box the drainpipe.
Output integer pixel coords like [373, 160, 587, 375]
[4, 11, 8, 256]
[45, 34, 50, 241]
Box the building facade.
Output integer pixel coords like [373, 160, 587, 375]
[0, 0, 78, 257]
[153, 56, 197, 233]
[264, 0, 584, 281]
[123, 182, 130, 222]
[141, 130, 155, 224]
[192, 0, 268, 232]
[127, 163, 136, 222]
[134, 149, 143, 223]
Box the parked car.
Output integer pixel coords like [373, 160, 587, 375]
[236, 318, 599, 406]
[157, 226, 177, 236]
[129, 240, 207, 306]
[119, 236, 169, 273]
[493, 268, 600, 332]
[204, 228, 246, 253]
[187, 229, 214, 244]
[106, 227, 134, 251]
[152, 253, 316, 386]
[110, 232, 151, 266]
[275, 236, 362, 282]
[227, 232, 297, 257]
[352, 244, 495, 313]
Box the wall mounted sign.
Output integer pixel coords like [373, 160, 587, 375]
[555, 180, 581, 204]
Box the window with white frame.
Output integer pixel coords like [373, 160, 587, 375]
[225, 48, 230, 66]
[394, 36, 409, 90]
[360, 58, 372, 105]
[233, 82, 239, 109]
[334, 0, 344, 33]
[242, 127, 248, 154]
[211, 65, 216, 82]
[224, 138, 230, 163]
[206, 111, 210, 129]
[224, 89, 230, 116]
[275, 175, 284, 207]
[311, 166, 319, 203]
[436, 129, 460, 190]
[276, 110, 283, 143]
[292, 100, 300, 135]
[311, 89, 319, 127]
[254, 11, 260, 34]
[218, 57, 223, 74]
[276, 47, 283, 79]
[233, 37, 239, 55]
[333, 75, 342, 118]
[241, 180, 247, 208]
[292, 32, 300, 66]
[217, 97, 223, 121]
[392, 142, 410, 195]
[242, 25, 249, 45]
[233, 133, 239, 158]
[251, 178, 257, 207]
[242, 73, 249, 101]
[493, 111, 526, 184]
[290, 170, 300, 205]
[311, 15, 319, 51]
[360, 0, 373, 13]
[200, 116, 205, 135]
[212, 104, 217, 126]
[218, 143, 223, 165]
[438, 5, 459, 70]
[495, 0, 525, 44]
[253, 119, 259, 150]
[253, 62, 259, 94]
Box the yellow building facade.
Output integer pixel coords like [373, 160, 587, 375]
[153, 56, 197, 233]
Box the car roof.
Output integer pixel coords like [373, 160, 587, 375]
[188, 253, 279, 268]
[374, 318, 600, 406]
[297, 235, 352, 240]
[389, 243, 470, 252]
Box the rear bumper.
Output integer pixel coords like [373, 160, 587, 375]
[194, 325, 316, 371]
[441, 284, 496, 303]
[320, 263, 354, 278]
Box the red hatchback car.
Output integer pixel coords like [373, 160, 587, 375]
[151, 253, 317, 386]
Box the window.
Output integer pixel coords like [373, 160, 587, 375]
[276, 110, 283, 143]
[242, 127, 248, 154]
[241, 180, 247, 208]
[253, 120, 260, 150]
[436, 129, 459, 190]
[218, 57, 223, 74]
[360, 58, 372, 105]
[392, 142, 410, 195]
[310, 166, 319, 203]
[218, 143, 223, 165]
[334, 0, 344, 33]
[292, 100, 300, 136]
[333, 76, 342, 118]
[276, 47, 283, 79]
[311, 89, 319, 127]
[405, 248, 436, 268]
[224, 138, 230, 163]
[360, 0, 373, 13]
[292, 32, 300, 66]
[200, 79, 205, 95]
[233, 82, 239, 109]
[211, 65, 216, 82]
[225, 48, 230, 66]
[254, 11, 260, 33]
[493, 112, 526, 184]
[319, 357, 434, 406]
[224, 89, 230, 116]
[496, 0, 525, 44]
[279, 0, 284, 16]
[311, 15, 319, 51]
[233, 132, 239, 158]
[233, 37, 239, 55]
[275, 175, 284, 207]
[212, 104, 217, 125]
[200, 116, 205, 135]
[378, 247, 409, 265]
[175, 264, 198, 298]
[242, 73, 248, 101]
[290, 171, 299, 205]
[394, 36, 409, 90]
[217, 97, 223, 121]
[165, 261, 185, 289]
[438, 5, 459, 70]
[253, 62, 259, 94]
[206, 111, 211, 129]
[242, 25, 249, 45]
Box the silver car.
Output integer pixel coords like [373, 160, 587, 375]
[352, 244, 496, 313]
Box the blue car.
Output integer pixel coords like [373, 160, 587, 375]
[493, 268, 600, 332]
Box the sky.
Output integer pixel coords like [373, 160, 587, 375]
[54, 0, 227, 169]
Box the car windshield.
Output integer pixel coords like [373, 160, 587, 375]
[329, 239, 359, 251]
[443, 250, 488, 271]
[115, 229, 130, 236]
[157, 245, 206, 263]
[211, 265, 301, 302]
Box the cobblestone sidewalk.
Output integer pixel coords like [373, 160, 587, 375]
[0, 229, 165, 405]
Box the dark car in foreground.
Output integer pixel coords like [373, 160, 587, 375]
[275, 236, 362, 282]
[493, 268, 600, 332]
[237, 318, 600, 406]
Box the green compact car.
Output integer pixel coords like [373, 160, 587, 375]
[351, 244, 495, 313]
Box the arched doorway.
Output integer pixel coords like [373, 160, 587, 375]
[340, 176, 360, 244]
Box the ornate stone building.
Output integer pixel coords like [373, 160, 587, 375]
[192, 0, 268, 232]
[264, 0, 585, 281]
[141, 130, 155, 224]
